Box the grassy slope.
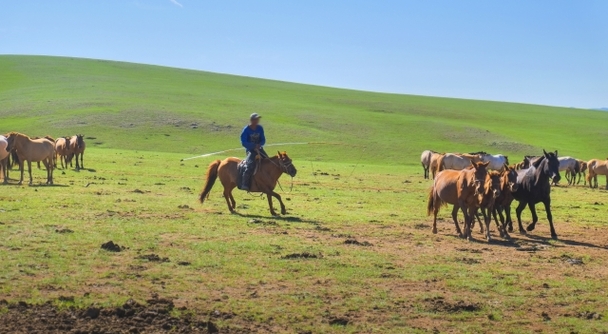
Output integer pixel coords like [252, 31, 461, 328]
[1, 56, 608, 333]
[1, 55, 607, 164]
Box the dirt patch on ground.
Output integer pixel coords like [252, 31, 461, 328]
[281, 252, 322, 259]
[423, 296, 481, 313]
[136, 254, 170, 262]
[0, 297, 225, 334]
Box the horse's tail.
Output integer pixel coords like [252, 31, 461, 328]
[427, 186, 443, 216]
[10, 150, 19, 167]
[199, 160, 221, 204]
[426, 188, 435, 216]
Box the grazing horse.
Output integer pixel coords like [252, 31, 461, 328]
[420, 150, 436, 179]
[575, 159, 588, 185]
[556, 156, 580, 186]
[511, 150, 561, 239]
[434, 153, 483, 175]
[55, 137, 73, 169]
[0, 135, 9, 183]
[5, 132, 55, 185]
[429, 152, 444, 179]
[427, 162, 490, 239]
[199, 152, 298, 216]
[480, 153, 509, 171]
[69, 135, 86, 170]
[586, 159, 608, 189]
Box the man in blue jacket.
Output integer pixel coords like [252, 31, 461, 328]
[240, 113, 266, 191]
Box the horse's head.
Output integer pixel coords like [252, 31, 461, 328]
[504, 166, 519, 192]
[277, 151, 297, 177]
[487, 171, 502, 200]
[542, 149, 561, 183]
[76, 134, 85, 148]
[471, 161, 490, 197]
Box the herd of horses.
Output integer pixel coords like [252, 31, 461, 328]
[0, 132, 86, 185]
[421, 149, 608, 241]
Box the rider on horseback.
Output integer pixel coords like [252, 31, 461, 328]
[240, 113, 266, 191]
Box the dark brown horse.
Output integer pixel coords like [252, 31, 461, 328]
[199, 152, 297, 216]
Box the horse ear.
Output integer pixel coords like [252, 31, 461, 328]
[543, 149, 548, 156]
[483, 161, 490, 167]
[554, 150, 558, 157]
[277, 151, 281, 156]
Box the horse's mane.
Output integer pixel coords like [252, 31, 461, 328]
[488, 171, 501, 177]
[469, 151, 487, 155]
[6, 131, 28, 138]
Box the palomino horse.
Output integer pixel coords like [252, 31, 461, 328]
[0, 135, 9, 183]
[199, 151, 297, 215]
[5, 132, 55, 185]
[55, 137, 73, 169]
[556, 156, 579, 186]
[434, 153, 483, 175]
[511, 150, 561, 239]
[427, 162, 490, 239]
[586, 159, 608, 189]
[69, 135, 86, 170]
[420, 150, 436, 179]
[479, 153, 509, 171]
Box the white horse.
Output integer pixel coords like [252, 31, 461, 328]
[557, 156, 580, 186]
[420, 150, 435, 179]
[0, 135, 9, 183]
[435, 153, 483, 173]
[480, 153, 509, 171]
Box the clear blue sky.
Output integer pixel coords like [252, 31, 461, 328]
[1, 1, 606, 108]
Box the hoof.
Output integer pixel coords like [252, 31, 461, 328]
[551, 234, 558, 240]
[281, 210, 287, 215]
[519, 229, 527, 235]
[526, 224, 536, 232]
[508, 226, 514, 232]
[432, 228, 438, 234]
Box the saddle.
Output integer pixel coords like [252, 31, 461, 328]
[237, 153, 262, 190]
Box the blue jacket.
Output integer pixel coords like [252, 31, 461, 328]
[241, 125, 266, 152]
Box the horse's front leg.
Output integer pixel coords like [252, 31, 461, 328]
[266, 193, 278, 216]
[483, 207, 492, 242]
[270, 191, 287, 215]
[81, 152, 84, 169]
[18, 161, 24, 185]
[450, 205, 463, 237]
[27, 161, 33, 185]
[543, 198, 557, 239]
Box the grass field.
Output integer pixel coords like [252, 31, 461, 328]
[1, 55, 608, 333]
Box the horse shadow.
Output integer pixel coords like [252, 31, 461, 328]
[235, 212, 326, 226]
[72, 168, 96, 173]
[454, 231, 605, 250]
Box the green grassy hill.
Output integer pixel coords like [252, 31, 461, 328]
[1, 55, 606, 164]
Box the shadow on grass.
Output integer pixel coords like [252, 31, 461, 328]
[235, 212, 325, 225]
[445, 230, 605, 251]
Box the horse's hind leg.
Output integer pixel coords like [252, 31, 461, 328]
[27, 161, 33, 185]
[223, 188, 235, 213]
[451, 205, 463, 237]
[526, 202, 539, 232]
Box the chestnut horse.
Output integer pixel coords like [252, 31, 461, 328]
[55, 137, 73, 169]
[427, 161, 490, 239]
[5, 132, 55, 185]
[69, 135, 86, 170]
[587, 158, 608, 189]
[199, 152, 297, 216]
